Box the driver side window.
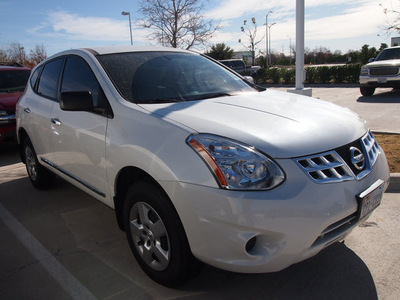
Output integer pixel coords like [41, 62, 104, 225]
[61, 56, 108, 111]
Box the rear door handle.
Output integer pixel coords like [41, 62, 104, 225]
[51, 118, 62, 126]
[24, 108, 31, 113]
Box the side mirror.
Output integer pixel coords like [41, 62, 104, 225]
[368, 58, 375, 63]
[244, 76, 254, 83]
[60, 91, 94, 112]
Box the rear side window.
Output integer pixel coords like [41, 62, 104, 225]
[30, 65, 43, 90]
[37, 58, 63, 99]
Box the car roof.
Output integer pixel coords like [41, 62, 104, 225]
[83, 45, 192, 55]
[46, 46, 195, 59]
[0, 62, 30, 71]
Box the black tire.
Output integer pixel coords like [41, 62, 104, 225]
[123, 181, 199, 287]
[360, 86, 375, 97]
[23, 137, 55, 189]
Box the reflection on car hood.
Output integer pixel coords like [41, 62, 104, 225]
[139, 89, 368, 158]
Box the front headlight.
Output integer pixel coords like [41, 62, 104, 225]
[360, 67, 369, 76]
[187, 134, 285, 190]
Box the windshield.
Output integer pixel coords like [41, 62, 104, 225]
[0, 69, 31, 93]
[97, 51, 257, 103]
[375, 48, 400, 61]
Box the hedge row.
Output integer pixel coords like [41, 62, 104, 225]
[257, 64, 362, 84]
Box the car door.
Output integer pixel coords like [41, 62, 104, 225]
[50, 55, 110, 200]
[21, 59, 64, 165]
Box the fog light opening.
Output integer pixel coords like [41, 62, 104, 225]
[245, 236, 257, 253]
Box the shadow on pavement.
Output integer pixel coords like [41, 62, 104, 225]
[181, 242, 377, 299]
[357, 90, 400, 104]
[0, 153, 378, 300]
[0, 141, 20, 167]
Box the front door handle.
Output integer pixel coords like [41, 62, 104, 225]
[51, 118, 62, 126]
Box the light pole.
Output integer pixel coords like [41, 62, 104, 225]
[268, 22, 276, 66]
[265, 11, 273, 68]
[121, 11, 133, 45]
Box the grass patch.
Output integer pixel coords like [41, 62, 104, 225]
[375, 134, 400, 173]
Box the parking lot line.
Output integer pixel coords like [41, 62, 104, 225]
[0, 202, 97, 300]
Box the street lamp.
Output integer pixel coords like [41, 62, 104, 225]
[268, 22, 276, 66]
[265, 11, 273, 68]
[121, 11, 133, 45]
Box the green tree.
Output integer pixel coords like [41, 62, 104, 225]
[360, 44, 378, 64]
[205, 43, 234, 60]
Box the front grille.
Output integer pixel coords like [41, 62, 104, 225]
[295, 151, 353, 183]
[369, 67, 399, 76]
[295, 131, 380, 184]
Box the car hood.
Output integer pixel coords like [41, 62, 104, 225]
[139, 90, 368, 158]
[365, 59, 400, 68]
[0, 92, 22, 110]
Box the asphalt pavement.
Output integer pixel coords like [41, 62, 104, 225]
[1, 86, 399, 299]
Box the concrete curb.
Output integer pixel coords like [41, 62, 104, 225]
[388, 173, 400, 193]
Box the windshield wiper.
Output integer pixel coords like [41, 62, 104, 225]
[137, 98, 184, 104]
[189, 92, 233, 101]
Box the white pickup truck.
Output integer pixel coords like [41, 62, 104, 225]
[219, 59, 261, 83]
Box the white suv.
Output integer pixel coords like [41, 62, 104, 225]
[17, 46, 390, 286]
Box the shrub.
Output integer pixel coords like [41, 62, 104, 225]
[268, 68, 281, 84]
[305, 67, 317, 83]
[281, 68, 295, 83]
[316, 66, 331, 83]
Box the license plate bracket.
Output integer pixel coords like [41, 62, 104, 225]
[356, 179, 385, 221]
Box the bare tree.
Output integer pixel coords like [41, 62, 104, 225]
[239, 18, 264, 66]
[29, 44, 47, 66]
[7, 42, 27, 65]
[139, 0, 220, 49]
[381, 2, 400, 33]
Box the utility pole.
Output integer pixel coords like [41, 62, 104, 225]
[287, 0, 312, 96]
[265, 11, 272, 68]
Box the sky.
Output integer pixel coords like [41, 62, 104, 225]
[1, 0, 399, 57]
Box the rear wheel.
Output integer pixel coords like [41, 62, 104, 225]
[23, 137, 55, 189]
[360, 86, 375, 96]
[123, 181, 199, 287]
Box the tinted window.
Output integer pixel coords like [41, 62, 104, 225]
[61, 56, 106, 109]
[376, 48, 400, 61]
[98, 52, 255, 104]
[37, 58, 63, 99]
[0, 69, 31, 93]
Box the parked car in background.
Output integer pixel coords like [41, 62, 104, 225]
[17, 46, 390, 287]
[359, 46, 400, 96]
[0, 62, 31, 141]
[219, 59, 260, 83]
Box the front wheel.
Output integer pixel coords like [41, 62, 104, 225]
[23, 138, 55, 189]
[360, 86, 375, 96]
[123, 181, 199, 287]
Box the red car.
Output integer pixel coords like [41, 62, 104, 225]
[0, 63, 31, 141]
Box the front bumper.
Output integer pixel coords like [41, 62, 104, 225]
[160, 150, 390, 273]
[359, 75, 400, 88]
